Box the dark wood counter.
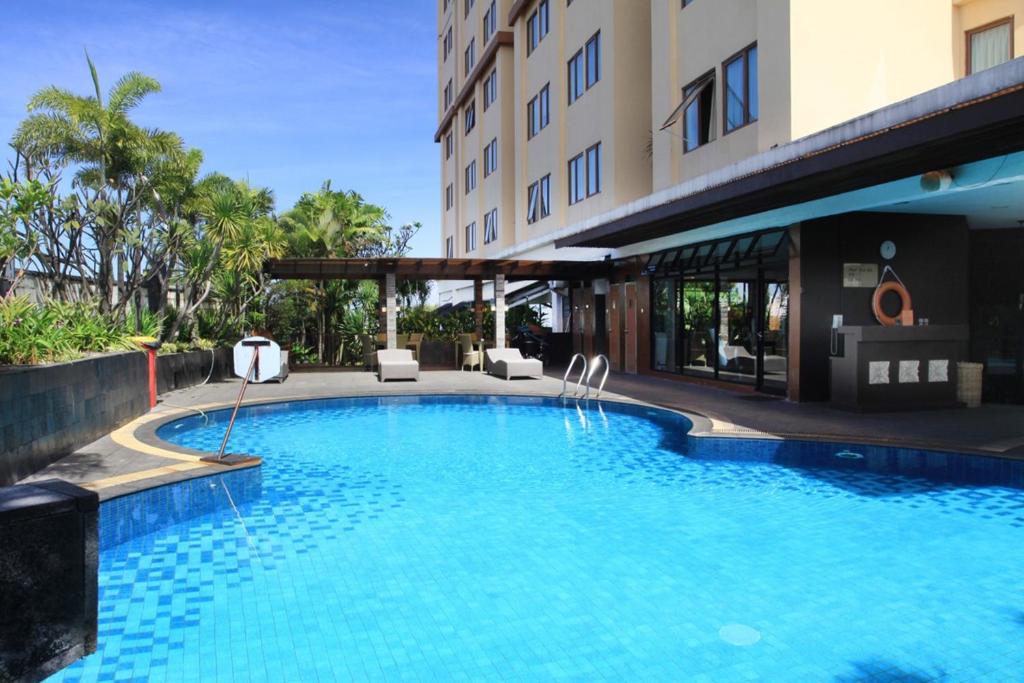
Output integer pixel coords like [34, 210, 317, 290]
[829, 325, 968, 410]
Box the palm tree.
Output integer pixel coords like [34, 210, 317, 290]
[11, 53, 182, 313]
[165, 180, 278, 341]
[278, 182, 388, 362]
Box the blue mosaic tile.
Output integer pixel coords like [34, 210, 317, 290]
[45, 396, 1024, 682]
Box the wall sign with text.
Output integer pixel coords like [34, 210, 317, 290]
[842, 263, 879, 288]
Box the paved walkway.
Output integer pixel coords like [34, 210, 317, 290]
[20, 367, 1024, 500]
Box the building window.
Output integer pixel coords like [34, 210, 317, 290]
[464, 100, 476, 135]
[446, 235, 454, 258]
[444, 79, 453, 110]
[526, 180, 540, 223]
[724, 44, 758, 133]
[445, 131, 453, 160]
[527, 174, 550, 223]
[585, 142, 601, 197]
[483, 0, 496, 44]
[465, 0, 474, 19]
[585, 32, 601, 89]
[683, 71, 715, 152]
[539, 174, 551, 218]
[567, 153, 584, 205]
[568, 32, 600, 104]
[527, 0, 549, 55]
[484, 208, 498, 244]
[443, 27, 453, 61]
[465, 221, 477, 252]
[568, 145, 599, 205]
[568, 49, 584, 103]
[682, 0, 696, 6]
[444, 0, 450, 12]
[967, 18, 1013, 74]
[527, 83, 550, 138]
[483, 137, 498, 176]
[445, 183, 454, 210]
[483, 68, 497, 110]
[465, 38, 476, 76]
[464, 160, 477, 194]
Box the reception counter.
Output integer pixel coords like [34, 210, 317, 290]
[829, 325, 968, 411]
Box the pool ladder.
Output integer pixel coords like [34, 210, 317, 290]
[560, 353, 610, 400]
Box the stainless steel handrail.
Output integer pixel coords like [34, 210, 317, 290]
[560, 353, 588, 398]
[585, 354, 610, 399]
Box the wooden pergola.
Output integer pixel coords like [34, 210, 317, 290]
[263, 257, 609, 350]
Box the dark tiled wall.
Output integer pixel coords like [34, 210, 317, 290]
[0, 479, 99, 681]
[0, 350, 233, 486]
[0, 353, 148, 486]
[155, 348, 233, 393]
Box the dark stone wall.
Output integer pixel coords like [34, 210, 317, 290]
[0, 349, 232, 486]
[0, 479, 98, 683]
[0, 353, 148, 486]
[796, 212, 970, 401]
[156, 348, 232, 394]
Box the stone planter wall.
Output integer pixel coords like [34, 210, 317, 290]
[0, 349, 232, 486]
[156, 348, 233, 393]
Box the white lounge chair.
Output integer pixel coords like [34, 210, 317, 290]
[377, 349, 419, 382]
[486, 348, 543, 380]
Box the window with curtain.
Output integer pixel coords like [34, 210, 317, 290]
[968, 19, 1013, 74]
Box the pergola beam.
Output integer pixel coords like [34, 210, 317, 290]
[263, 257, 611, 282]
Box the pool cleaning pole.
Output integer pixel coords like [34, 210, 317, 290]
[215, 347, 260, 459]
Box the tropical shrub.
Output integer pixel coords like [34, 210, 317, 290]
[0, 297, 164, 365]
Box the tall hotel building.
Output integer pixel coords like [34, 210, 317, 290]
[436, 0, 1024, 405]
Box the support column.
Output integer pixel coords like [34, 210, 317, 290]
[473, 278, 484, 339]
[385, 272, 397, 349]
[377, 277, 386, 333]
[495, 274, 506, 349]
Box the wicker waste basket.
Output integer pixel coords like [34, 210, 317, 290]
[957, 362, 983, 408]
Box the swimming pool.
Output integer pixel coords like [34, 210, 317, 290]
[50, 395, 1024, 681]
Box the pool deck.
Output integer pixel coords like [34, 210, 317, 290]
[19, 367, 1024, 500]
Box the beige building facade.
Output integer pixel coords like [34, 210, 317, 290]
[438, 0, 1023, 261]
[435, 0, 1024, 406]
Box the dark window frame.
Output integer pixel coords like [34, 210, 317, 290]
[682, 70, 715, 153]
[722, 43, 758, 134]
[585, 31, 601, 89]
[465, 221, 477, 252]
[585, 142, 601, 198]
[464, 100, 476, 136]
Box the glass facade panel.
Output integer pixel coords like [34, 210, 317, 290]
[652, 279, 680, 373]
[717, 278, 756, 385]
[681, 279, 716, 379]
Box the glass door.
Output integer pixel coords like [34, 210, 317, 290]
[759, 278, 789, 393]
[717, 277, 757, 385]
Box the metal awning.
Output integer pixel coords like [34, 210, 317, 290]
[643, 229, 787, 276]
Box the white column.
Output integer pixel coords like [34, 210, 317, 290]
[386, 272, 397, 349]
[495, 274, 506, 349]
[549, 286, 564, 333]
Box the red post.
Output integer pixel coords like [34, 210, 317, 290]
[146, 346, 158, 409]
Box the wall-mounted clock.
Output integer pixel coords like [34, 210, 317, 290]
[880, 240, 896, 260]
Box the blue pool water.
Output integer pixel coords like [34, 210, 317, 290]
[50, 395, 1024, 682]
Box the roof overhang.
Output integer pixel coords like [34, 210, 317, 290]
[556, 59, 1024, 249]
[263, 257, 612, 282]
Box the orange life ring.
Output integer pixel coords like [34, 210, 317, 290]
[872, 280, 912, 327]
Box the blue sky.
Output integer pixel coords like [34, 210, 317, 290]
[0, 0, 441, 256]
